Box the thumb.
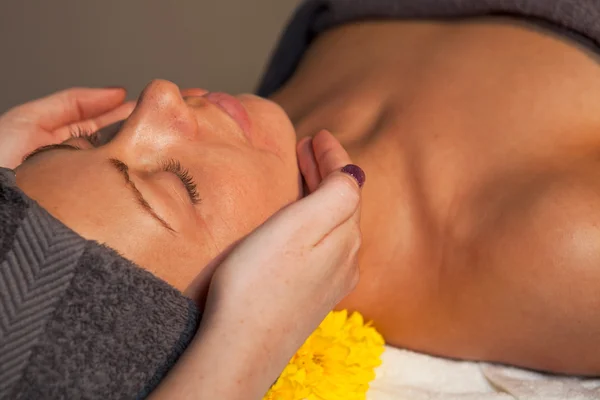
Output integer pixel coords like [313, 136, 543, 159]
[18, 87, 127, 130]
[269, 165, 364, 245]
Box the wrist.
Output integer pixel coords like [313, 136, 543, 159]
[195, 309, 295, 384]
[201, 297, 315, 367]
[150, 310, 294, 400]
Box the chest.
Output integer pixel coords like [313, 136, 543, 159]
[273, 19, 600, 267]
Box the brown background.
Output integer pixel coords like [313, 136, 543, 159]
[0, 0, 300, 113]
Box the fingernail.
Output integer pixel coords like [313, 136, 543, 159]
[341, 164, 366, 188]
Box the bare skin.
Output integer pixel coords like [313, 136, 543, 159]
[0, 85, 364, 400]
[4, 17, 599, 378]
[271, 19, 600, 375]
[13, 81, 302, 291]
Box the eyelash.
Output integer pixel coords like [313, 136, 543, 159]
[162, 159, 201, 205]
[70, 127, 200, 205]
[70, 126, 100, 146]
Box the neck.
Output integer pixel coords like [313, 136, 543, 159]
[272, 19, 600, 228]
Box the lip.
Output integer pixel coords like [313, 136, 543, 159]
[202, 92, 251, 136]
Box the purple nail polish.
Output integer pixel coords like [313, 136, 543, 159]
[341, 164, 366, 188]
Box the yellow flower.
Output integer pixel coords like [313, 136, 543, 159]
[264, 310, 385, 400]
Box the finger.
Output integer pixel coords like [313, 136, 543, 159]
[266, 168, 363, 245]
[312, 129, 352, 180]
[314, 219, 361, 292]
[183, 239, 241, 308]
[92, 100, 136, 127]
[19, 87, 127, 131]
[53, 101, 135, 140]
[297, 137, 321, 193]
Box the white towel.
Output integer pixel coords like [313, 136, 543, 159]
[368, 346, 600, 400]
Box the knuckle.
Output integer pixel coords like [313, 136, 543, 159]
[345, 224, 362, 253]
[59, 87, 85, 96]
[57, 89, 84, 119]
[316, 145, 336, 169]
[352, 234, 362, 255]
[57, 88, 87, 109]
[355, 226, 362, 246]
[348, 263, 360, 291]
[331, 177, 360, 210]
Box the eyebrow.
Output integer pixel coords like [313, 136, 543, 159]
[23, 143, 82, 162]
[23, 144, 176, 233]
[108, 158, 176, 233]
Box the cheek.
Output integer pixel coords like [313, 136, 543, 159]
[242, 95, 297, 159]
[137, 239, 208, 291]
[197, 174, 290, 241]
[237, 170, 299, 226]
[191, 152, 300, 251]
[17, 163, 165, 267]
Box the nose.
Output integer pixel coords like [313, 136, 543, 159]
[135, 79, 199, 135]
[110, 80, 200, 159]
[181, 88, 210, 98]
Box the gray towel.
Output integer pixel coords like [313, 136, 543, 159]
[0, 168, 201, 399]
[258, 0, 600, 97]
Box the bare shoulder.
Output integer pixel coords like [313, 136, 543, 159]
[441, 162, 600, 374]
[466, 163, 600, 275]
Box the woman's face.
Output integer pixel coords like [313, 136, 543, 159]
[15, 80, 301, 290]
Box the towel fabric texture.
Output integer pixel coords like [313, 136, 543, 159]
[3, 1, 600, 398]
[257, 0, 600, 97]
[368, 346, 600, 399]
[0, 168, 201, 399]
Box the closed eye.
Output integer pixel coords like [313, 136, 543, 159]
[162, 159, 201, 205]
[72, 132, 200, 204]
[22, 145, 176, 232]
[23, 139, 201, 206]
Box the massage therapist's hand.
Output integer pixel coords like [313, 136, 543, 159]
[0, 87, 134, 169]
[0, 87, 212, 169]
[150, 130, 364, 400]
[205, 128, 363, 343]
